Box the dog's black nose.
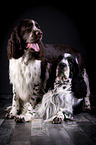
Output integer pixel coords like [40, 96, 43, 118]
[33, 30, 43, 36]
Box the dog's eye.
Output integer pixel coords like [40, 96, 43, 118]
[28, 25, 32, 29]
[68, 57, 72, 60]
[35, 22, 40, 28]
[68, 57, 73, 64]
[26, 23, 33, 30]
[68, 57, 72, 62]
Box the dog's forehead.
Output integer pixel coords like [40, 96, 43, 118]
[61, 57, 68, 64]
[32, 20, 35, 25]
[60, 53, 74, 65]
[31, 20, 40, 30]
[60, 53, 72, 64]
[32, 20, 39, 25]
[63, 53, 72, 58]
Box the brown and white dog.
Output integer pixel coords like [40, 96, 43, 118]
[6, 19, 91, 122]
[6, 19, 50, 122]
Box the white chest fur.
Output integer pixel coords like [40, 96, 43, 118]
[9, 55, 41, 102]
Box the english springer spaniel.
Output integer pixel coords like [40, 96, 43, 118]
[32, 53, 90, 123]
[6, 19, 91, 123]
[6, 19, 49, 120]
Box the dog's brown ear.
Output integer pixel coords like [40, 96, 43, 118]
[7, 26, 25, 59]
[38, 41, 45, 61]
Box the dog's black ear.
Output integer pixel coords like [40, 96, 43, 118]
[45, 55, 63, 91]
[57, 55, 64, 63]
[7, 23, 25, 59]
[72, 60, 80, 78]
[72, 62, 87, 98]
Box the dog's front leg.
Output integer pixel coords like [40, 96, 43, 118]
[53, 107, 73, 124]
[53, 93, 73, 124]
[15, 102, 33, 122]
[83, 69, 91, 111]
[6, 86, 19, 118]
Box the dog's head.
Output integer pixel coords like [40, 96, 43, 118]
[7, 19, 44, 60]
[21, 19, 43, 45]
[56, 53, 87, 98]
[56, 53, 79, 80]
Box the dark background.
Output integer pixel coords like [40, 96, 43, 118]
[0, 1, 96, 98]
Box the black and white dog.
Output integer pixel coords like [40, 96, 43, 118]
[31, 53, 90, 123]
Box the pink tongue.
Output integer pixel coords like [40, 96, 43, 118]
[27, 43, 40, 52]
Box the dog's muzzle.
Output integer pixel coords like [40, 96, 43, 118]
[58, 62, 67, 75]
[32, 30, 43, 43]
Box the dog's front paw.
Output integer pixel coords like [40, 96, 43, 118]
[5, 106, 12, 113]
[84, 96, 91, 112]
[83, 104, 91, 112]
[5, 107, 18, 119]
[5, 112, 14, 119]
[15, 116, 25, 123]
[53, 117, 62, 124]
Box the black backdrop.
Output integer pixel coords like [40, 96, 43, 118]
[0, 1, 96, 97]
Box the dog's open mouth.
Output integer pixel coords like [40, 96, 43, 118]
[26, 43, 40, 52]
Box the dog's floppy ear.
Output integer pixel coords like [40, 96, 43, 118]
[72, 61, 87, 98]
[70, 59, 80, 78]
[7, 24, 25, 59]
[45, 55, 64, 91]
[56, 55, 64, 64]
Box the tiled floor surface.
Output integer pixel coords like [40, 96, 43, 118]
[0, 99, 96, 145]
